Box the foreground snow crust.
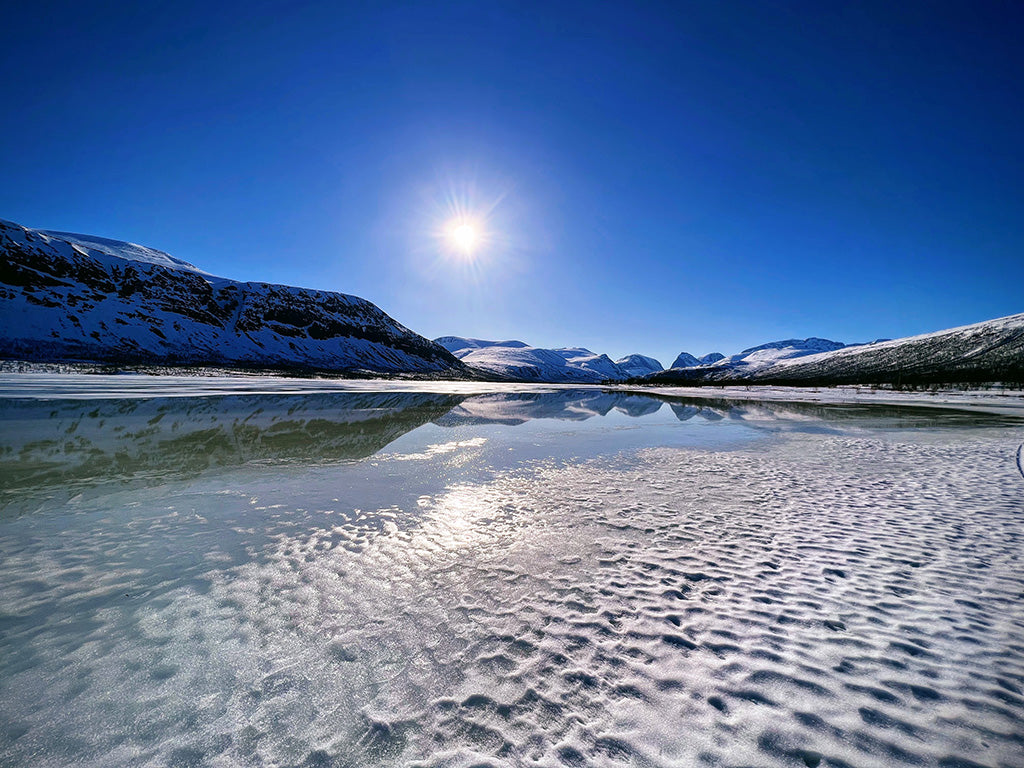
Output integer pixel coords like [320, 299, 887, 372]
[1, 417, 1022, 767]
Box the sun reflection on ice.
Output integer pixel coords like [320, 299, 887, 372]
[385, 436, 488, 462]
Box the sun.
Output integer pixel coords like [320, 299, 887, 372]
[447, 219, 481, 256]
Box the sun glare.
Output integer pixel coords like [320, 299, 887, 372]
[428, 177, 507, 268]
[447, 220, 481, 256]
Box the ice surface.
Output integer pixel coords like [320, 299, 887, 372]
[1, 385, 1022, 767]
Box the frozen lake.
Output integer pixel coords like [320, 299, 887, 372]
[1, 377, 1022, 768]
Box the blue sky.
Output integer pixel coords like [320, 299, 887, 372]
[2, 1, 1021, 366]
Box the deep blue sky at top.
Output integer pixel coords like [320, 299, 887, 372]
[1, 1, 1021, 364]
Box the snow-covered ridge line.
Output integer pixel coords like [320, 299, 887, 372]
[37, 226, 209, 273]
[434, 336, 665, 383]
[0, 219, 463, 374]
[646, 313, 1024, 386]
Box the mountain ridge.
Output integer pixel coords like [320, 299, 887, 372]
[644, 314, 1024, 386]
[0, 219, 464, 375]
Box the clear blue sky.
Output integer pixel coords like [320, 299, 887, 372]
[2, 1, 1021, 366]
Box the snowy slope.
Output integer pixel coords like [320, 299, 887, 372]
[649, 316, 1024, 385]
[768, 314, 1024, 384]
[712, 337, 847, 374]
[672, 351, 725, 368]
[660, 338, 847, 379]
[434, 336, 530, 353]
[0, 219, 463, 374]
[615, 353, 663, 378]
[555, 348, 624, 379]
[447, 343, 611, 382]
[671, 352, 700, 368]
[39, 229, 208, 273]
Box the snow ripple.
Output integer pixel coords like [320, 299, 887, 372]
[1, 431, 1022, 767]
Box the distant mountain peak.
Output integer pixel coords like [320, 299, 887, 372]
[615, 354, 663, 378]
[435, 338, 662, 382]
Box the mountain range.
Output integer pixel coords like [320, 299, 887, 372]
[646, 315, 1024, 386]
[434, 337, 663, 382]
[2, 218, 1020, 385]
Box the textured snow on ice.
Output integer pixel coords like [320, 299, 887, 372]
[1, 407, 1021, 767]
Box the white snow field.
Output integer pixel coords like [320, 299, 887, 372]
[0, 380, 1022, 768]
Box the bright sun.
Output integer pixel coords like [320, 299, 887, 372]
[447, 220, 481, 255]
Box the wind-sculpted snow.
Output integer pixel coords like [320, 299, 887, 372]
[1, 390, 1021, 767]
[0, 219, 461, 373]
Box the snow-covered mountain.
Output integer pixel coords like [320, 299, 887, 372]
[711, 337, 847, 374]
[436, 339, 612, 382]
[647, 315, 1024, 385]
[671, 351, 725, 368]
[667, 338, 844, 377]
[434, 337, 530, 353]
[614, 354, 663, 378]
[698, 352, 725, 364]
[0, 219, 463, 374]
[435, 337, 660, 382]
[671, 352, 700, 368]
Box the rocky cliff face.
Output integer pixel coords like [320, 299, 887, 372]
[0, 219, 464, 374]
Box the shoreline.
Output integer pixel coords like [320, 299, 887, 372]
[0, 369, 1022, 415]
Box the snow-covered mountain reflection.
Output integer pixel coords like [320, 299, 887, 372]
[1, 389, 1013, 505]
